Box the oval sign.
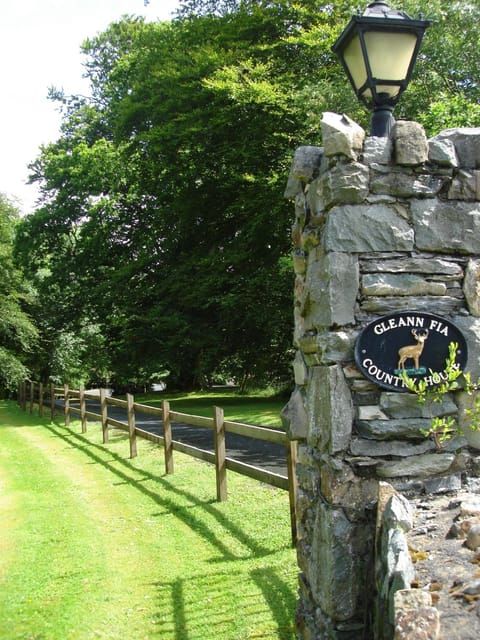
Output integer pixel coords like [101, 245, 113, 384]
[354, 311, 468, 392]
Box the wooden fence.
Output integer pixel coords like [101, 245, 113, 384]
[18, 380, 298, 545]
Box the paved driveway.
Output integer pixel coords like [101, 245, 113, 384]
[58, 399, 288, 478]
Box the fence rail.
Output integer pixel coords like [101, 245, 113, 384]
[18, 380, 298, 545]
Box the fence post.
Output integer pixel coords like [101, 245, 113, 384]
[286, 440, 298, 547]
[29, 381, 34, 414]
[79, 386, 87, 433]
[100, 388, 108, 443]
[213, 406, 227, 502]
[162, 400, 174, 474]
[64, 384, 70, 426]
[127, 393, 137, 458]
[38, 383, 44, 417]
[50, 384, 56, 420]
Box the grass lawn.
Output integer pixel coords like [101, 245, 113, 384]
[134, 389, 287, 429]
[0, 401, 297, 640]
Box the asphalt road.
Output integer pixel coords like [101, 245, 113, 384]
[59, 399, 288, 478]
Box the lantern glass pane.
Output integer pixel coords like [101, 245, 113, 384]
[365, 31, 417, 92]
[343, 35, 367, 92]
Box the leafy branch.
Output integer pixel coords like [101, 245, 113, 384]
[399, 341, 479, 448]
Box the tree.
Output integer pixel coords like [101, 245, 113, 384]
[399, 0, 480, 135]
[17, 1, 480, 390]
[20, 7, 327, 389]
[0, 194, 37, 394]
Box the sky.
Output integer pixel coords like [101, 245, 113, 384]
[0, 0, 181, 214]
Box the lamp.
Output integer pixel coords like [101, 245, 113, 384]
[332, 1, 431, 136]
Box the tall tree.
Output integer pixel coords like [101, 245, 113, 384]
[399, 0, 480, 133]
[0, 194, 37, 393]
[17, 0, 480, 390]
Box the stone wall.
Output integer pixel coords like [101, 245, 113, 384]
[283, 113, 480, 639]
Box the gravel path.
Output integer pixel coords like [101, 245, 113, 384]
[407, 487, 480, 639]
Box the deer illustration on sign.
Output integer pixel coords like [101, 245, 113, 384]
[397, 329, 429, 372]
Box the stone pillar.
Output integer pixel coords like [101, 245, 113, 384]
[283, 113, 480, 639]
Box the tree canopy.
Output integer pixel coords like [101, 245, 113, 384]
[0, 194, 37, 394]
[13, 0, 480, 391]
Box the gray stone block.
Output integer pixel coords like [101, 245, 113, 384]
[448, 169, 480, 200]
[362, 136, 393, 165]
[314, 330, 355, 364]
[412, 198, 480, 254]
[350, 437, 434, 458]
[307, 365, 353, 453]
[281, 387, 308, 440]
[303, 252, 358, 328]
[361, 256, 463, 277]
[429, 127, 480, 168]
[319, 161, 369, 208]
[310, 502, 359, 621]
[429, 135, 459, 167]
[356, 418, 432, 440]
[370, 170, 445, 198]
[321, 112, 365, 160]
[360, 295, 463, 315]
[289, 145, 324, 182]
[293, 349, 309, 385]
[463, 259, 480, 316]
[452, 315, 480, 379]
[393, 121, 428, 166]
[362, 273, 446, 297]
[284, 174, 302, 199]
[380, 392, 458, 419]
[324, 204, 414, 253]
[423, 473, 462, 494]
[383, 494, 414, 532]
[376, 453, 455, 478]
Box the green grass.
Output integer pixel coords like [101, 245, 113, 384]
[134, 389, 286, 429]
[0, 401, 297, 640]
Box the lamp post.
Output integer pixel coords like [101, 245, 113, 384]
[332, 1, 431, 137]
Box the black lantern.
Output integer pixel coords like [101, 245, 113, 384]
[332, 1, 431, 137]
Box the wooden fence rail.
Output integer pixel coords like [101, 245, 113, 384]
[18, 380, 298, 545]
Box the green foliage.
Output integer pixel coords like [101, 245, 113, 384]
[400, 342, 480, 447]
[400, 0, 480, 135]
[0, 347, 29, 394]
[15, 1, 480, 390]
[419, 92, 480, 134]
[49, 324, 110, 387]
[0, 194, 37, 393]
[399, 341, 463, 402]
[20, 5, 331, 390]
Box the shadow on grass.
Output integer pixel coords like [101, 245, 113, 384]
[4, 403, 297, 639]
[43, 420, 287, 562]
[152, 567, 296, 640]
[251, 566, 297, 636]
